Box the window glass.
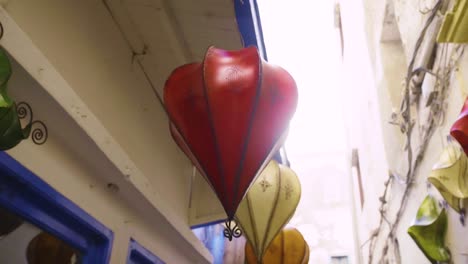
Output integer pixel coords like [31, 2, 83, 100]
[0, 206, 81, 264]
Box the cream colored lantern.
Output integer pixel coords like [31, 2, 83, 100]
[428, 138, 468, 213]
[235, 160, 301, 261]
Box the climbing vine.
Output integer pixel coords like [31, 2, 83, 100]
[365, 0, 465, 263]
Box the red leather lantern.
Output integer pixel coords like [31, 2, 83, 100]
[164, 46, 297, 224]
[451, 97, 468, 154]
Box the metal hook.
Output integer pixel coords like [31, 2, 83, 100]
[16, 102, 48, 145]
[223, 219, 242, 241]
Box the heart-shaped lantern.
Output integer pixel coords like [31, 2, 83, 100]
[164, 47, 298, 225]
[235, 160, 301, 260]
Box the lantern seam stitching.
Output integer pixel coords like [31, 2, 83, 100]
[201, 46, 229, 216]
[167, 121, 220, 206]
[266, 166, 302, 260]
[162, 64, 222, 192]
[245, 193, 260, 258]
[231, 47, 263, 219]
[259, 161, 281, 260]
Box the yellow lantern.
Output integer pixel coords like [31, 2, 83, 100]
[428, 138, 468, 213]
[26, 232, 79, 264]
[245, 227, 309, 264]
[235, 160, 301, 261]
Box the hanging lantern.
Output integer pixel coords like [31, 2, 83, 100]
[437, 0, 468, 43]
[0, 49, 31, 150]
[27, 232, 80, 264]
[428, 137, 468, 220]
[235, 160, 301, 260]
[0, 207, 23, 238]
[164, 46, 298, 238]
[450, 96, 468, 154]
[245, 227, 309, 264]
[407, 195, 450, 263]
[0, 48, 48, 150]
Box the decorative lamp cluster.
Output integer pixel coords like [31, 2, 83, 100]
[164, 46, 299, 240]
[410, 96, 468, 263]
[244, 227, 309, 264]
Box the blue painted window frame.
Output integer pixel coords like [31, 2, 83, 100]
[234, 0, 268, 59]
[0, 152, 113, 263]
[127, 238, 164, 264]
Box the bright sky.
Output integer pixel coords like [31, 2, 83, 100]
[256, 1, 355, 262]
[256, 0, 347, 158]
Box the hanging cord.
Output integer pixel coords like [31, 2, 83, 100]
[132, 52, 170, 119]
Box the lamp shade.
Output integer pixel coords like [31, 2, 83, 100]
[164, 46, 297, 219]
[245, 227, 309, 264]
[451, 97, 468, 154]
[0, 207, 22, 238]
[428, 138, 468, 212]
[0, 48, 31, 150]
[437, 0, 468, 43]
[26, 232, 79, 264]
[407, 195, 450, 263]
[236, 160, 301, 261]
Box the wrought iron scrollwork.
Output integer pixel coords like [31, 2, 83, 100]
[16, 102, 48, 145]
[17, 102, 33, 124]
[223, 219, 242, 241]
[30, 121, 47, 145]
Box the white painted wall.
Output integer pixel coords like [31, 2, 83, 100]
[4, 53, 210, 263]
[0, 0, 220, 262]
[0, 0, 192, 223]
